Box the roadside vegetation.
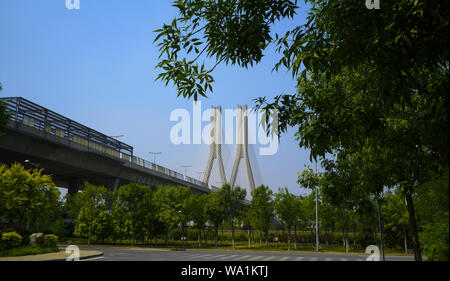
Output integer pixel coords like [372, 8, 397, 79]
[0, 162, 447, 260]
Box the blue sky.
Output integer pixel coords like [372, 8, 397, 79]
[0, 0, 316, 196]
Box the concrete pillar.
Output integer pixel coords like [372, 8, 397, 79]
[106, 178, 120, 191]
[203, 106, 227, 187]
[229, 105, 255, 192]
[68, 178, 83, 196]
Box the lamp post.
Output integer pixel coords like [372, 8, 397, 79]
[107, 134, 124, 139]
[315, 161, 319, 252]
[181, 165, 191, 179]
[195, 171, 205, 180]
[24, 159, 40, 169]
[149, 152, 162, 165]
[376, 194, 386, 261]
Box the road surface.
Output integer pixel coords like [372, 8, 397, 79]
[80, 247, 414, 261]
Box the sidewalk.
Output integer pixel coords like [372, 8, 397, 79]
[0, 249, 103, 261]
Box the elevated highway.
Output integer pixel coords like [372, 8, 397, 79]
[0, 97, 210, 195]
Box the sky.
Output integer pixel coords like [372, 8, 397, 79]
[0, 0, 316, 196]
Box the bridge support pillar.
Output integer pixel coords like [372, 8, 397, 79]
[106, 178, 120, 191]
[68, 178, 83, 196]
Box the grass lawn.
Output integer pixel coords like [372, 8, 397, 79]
[0, 245, 59, 257]
[62, 238, 411, 256]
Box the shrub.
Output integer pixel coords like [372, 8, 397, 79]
[1, 232, 22, 250]
[37, 234, 59, 249]
[421, 220, 449, 261]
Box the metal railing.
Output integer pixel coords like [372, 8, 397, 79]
[1, 97, 207, 188]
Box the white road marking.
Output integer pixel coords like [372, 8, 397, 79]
[310, 257, 318, 261]
[196, 254, 215, 259]
[81, 256, 104, 261]
[262, 256, 276, 261]
[325, 258, 332, 261]
[248, 256, 265, 261]
[295, 256, 304, 261]
[340, 258, 348, 261]
[279, 256, 289, 261]
[209, 254, 226, 259]
[233, 255, 252, 260]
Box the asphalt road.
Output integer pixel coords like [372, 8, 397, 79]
[81, 247, 414, 261]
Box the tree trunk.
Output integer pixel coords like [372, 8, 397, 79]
[265, 230, 269, 247]
[288, 226, 291, 251]
[214, 226, 218, 248]
[198, 228, 202, 248]
[248, 228, 251, 248]
[231, 226, 235, 249]
[294, 224, 297, 249]
[221, 223, 224, 242]
[404, 187, 422, 261]
[403, 227, 408, 254]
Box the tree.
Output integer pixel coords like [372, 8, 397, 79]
[219, 184, 246, 249]
[155, 1, 449, 261]
[415, 170, 449, 261]
[153, 185, 191, 246]
[111, 183, 153, 246]
[383, 189, 410, 254]
[0, 163, 60, 232]
[73, 183, 109, 245]
[274, 187, 298, 250]
[189, 194, 208, 247]
[250, 185, 274, 247]
[205, 190, 225, 248]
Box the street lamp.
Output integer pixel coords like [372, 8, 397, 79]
[315, 161, 319, 252]
[181, 165, 191, 179]
[195, 171, 205, 180]
[107, 134, 124, 139]
[24, 159, 40, 169]
[149, 152, 162, 164]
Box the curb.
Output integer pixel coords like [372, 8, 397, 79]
[49, 251, 104, 261]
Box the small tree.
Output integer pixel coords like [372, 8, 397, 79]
[189, 194, 208, 247]
[274, 187, 298, 251]
[205, 191, 225, 248]
[73, 183, 109, 245]
[0, 163, 59, 231]
[250, 185, 274, 247]
[219, 184, 246, 249]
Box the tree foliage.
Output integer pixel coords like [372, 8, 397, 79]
[0, 163, 60, 232]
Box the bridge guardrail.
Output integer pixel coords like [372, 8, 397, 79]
[1, 97, 208, 188]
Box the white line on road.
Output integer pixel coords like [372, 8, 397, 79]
[310, 257, 318, 261]
[294, 256, 304, 261]
[262, 256, 276, 261]
[196, 254, 215, 259]
[81, 256, 104, 261]
[233, 255, 252, 261]
[208, 254, 226, 259]
[248, 256, 265, 261]
[279, 256, 289, 261]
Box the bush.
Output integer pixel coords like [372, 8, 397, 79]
[1, 232, 22, 250]
[37, 234, 59, 249]
[421, 220, 449, 261]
